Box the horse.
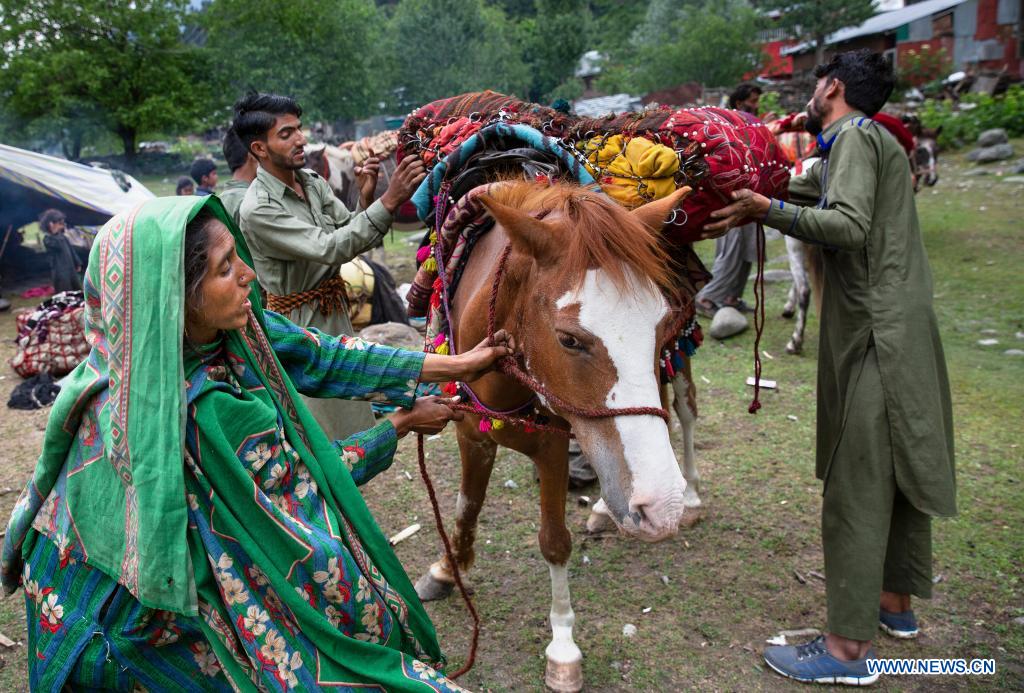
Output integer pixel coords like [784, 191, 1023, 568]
[902, 114, 941, 188]
[414, 181, 693, 692]
[783, 116, 938, 354]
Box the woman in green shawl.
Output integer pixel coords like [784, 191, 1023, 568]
[1, 195, 512, 691]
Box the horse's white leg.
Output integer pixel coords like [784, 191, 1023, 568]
[544, 562, 583, 693]
[785, 236, 811, 355]
[782, 283, 797, 319]
[670, 364, 703, 529]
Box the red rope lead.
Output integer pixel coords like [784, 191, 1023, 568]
[748, 223, 767, 414]
[416, 434, 480, 679]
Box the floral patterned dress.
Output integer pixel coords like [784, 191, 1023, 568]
[16, 313, 469, 692]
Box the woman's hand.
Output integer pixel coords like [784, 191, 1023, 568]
[453, 330, 516, 381]
[418, 329, 516, 383]
[388, 396, 464, 438]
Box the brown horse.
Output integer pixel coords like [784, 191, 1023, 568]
[414, 181, 692, 692]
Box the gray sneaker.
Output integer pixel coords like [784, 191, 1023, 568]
[764, 636, 879, 686]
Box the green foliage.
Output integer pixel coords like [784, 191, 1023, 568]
[200, 0, 384, 122]
[598, 0, 764, 93]
[896, 45, 952, 91]
[762, 0, 875, 64]
[384, 0, 530, 109]
[521, 0, 591, 102]
[757, 90, 782, 119]
[919, 86, 1024, 148]
[0, 0, 213, 158]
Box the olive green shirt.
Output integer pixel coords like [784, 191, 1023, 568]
[239, 166, 392, 337]
[239, 166, 393, 439]
[217, 178, 250, 225]
[766, 112, 955, 517]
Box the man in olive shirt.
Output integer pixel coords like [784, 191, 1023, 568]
[705, 50, 955, 685]
[218, 127, 257, 224]
[235, 92, 426, 439]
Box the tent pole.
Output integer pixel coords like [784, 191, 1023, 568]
[0, 225, 13, 263]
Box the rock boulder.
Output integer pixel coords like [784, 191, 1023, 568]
[709, 306, 748, 339]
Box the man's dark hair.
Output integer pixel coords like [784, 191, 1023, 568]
[190, 158, 217, 185]
[813, 49, 895, 117]
[38, 208, 65, 232]
[232, 92, 303, 155]
[176, 176, 194, 194]
[222, 127, 250, 173]
[728, 83, 762, 110]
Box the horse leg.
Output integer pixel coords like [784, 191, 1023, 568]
[670, 360, 703, 527]
[414, 425, 497, 602]
[534, 441, 583, 693]
[782, 283, 797, 319]
[785, 237, 811, 355]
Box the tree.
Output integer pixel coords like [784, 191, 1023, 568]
[521, 0, 591, 102]
[599, 0, 765, 93]
[0, 0, 213, 160]
[762, 0, 876, 66]
[201, 0, 385, 123]
[384, 0, 530, 110]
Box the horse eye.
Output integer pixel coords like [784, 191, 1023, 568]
[558, 334, 585, 351]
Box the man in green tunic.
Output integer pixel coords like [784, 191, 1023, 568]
[235, 93, 425, 439]
[217, 126, 257, 224]
[704, 49, 955, 685]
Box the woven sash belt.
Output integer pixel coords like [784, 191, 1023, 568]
[266, 274, 347, 317]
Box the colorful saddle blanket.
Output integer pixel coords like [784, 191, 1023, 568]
[399, 90, 791, 245]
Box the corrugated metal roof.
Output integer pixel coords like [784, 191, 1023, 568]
[783, 0, 966, 55]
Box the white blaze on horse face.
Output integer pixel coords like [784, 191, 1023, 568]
[556, 268, 686, 539]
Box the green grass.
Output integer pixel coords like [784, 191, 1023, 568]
[0, 143, 1021, 691]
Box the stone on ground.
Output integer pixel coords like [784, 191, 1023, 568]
[709, 306, 748, 339]
[968, 143, 1015, 163]
[358, 322, 423, 349]
[1011, 159, 1024, 175]
[1001, 176, 1024, 184]
[977, 128, 1009, 147]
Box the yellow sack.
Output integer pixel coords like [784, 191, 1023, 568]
[581, 135, 680, 208]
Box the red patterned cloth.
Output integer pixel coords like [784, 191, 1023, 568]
[9, 291, 89, 378]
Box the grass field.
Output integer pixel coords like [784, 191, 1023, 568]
[0, 145, 1021, 690]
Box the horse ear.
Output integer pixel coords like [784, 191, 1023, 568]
[630, 187, 692, 233]
[479, 194, 556, 263]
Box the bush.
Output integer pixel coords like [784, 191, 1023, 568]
[920, 85, 1024, 148]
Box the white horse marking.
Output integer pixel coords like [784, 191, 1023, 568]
[557, 269, 686, 535]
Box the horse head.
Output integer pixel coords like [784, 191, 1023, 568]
[478, 183, 691, 542]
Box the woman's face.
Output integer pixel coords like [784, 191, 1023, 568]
[186, 221, 256, 343]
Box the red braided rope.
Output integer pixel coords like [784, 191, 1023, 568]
[416, 434, 480, 678]
[483, 242, 674, 424]
[748, 223, 767, 414]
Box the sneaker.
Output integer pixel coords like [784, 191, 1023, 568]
[764, 636, 879, 686]
[879, 608, 918, 639]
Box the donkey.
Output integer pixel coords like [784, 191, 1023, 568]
[415, 182, 692, 692]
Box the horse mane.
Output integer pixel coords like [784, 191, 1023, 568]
[487, 180, 677, 296]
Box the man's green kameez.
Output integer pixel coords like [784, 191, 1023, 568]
[240, 167, 394, 440]
[765, 112, 955, 640]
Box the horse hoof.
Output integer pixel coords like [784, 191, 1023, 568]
[781, 308, 795, 319]
[545, 657, 583, 692]
[585, 509, 617, 535]
[679, 506, 704, 529]
[414, 572, 455, 602]
[785, 340, 802, 355]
